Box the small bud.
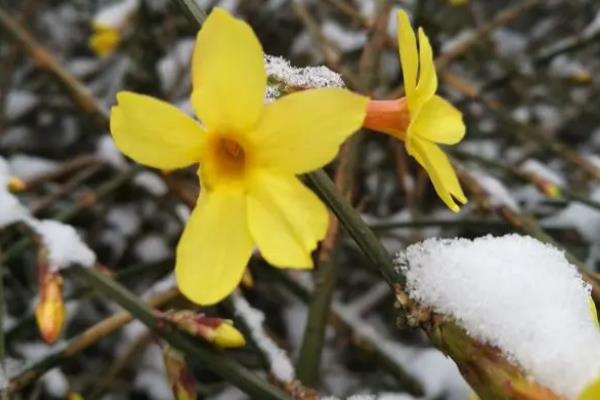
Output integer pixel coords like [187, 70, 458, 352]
[363, 98, 410, 140]
[35, 272, 65, 344]
[529, 174, 560, 198]
[162, 345, 197, 400]
[67, 392, 85, 400]
[240, 268, 254, 288]
[89, 24, 121, 57]
[212, 321, 246, 348]
[7, 176, 26, 192]
[160, 310, 245, 348]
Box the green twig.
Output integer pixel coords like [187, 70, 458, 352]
[69, 267, 292, 400]
[305, 170, 403, 289]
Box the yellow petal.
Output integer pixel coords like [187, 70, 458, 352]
[413, 27, 438, 113]
[247, 170, 328, 268]
[191, 8, 265, 133]
[579, 376, 600, 400]
[411, 95, 465, 145]
[408, 139, 467, 212]
[397, 10, 418, 102]
[251, 88, 368, 174]
[175, 191, 254, 305]
[110, 91, 205, 170]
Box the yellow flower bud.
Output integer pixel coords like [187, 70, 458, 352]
[35, 272, 66, 344]
[162, 345, 197, 400]
[212, 321, 246, 348]
[89, 24, 121, 57]
[7, 176, 26, 192]
[240, 268, 254, 288]
[160, 310, 245, 348]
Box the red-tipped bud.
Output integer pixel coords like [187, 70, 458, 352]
[160, 310, 245, 348]
[363, 98, 410, 140]
[162, 344, 197, 400]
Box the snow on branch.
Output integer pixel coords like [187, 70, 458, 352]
[265, 55, 344, 100]
[0, 157, 96, 271]
[231, 291, 295, 383]
[396, 234, 600, 399]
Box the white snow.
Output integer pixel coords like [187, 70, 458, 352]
[321, 21, 367, 52]
[29, 220, 96, 269]
[265, 55, 344, 99]
[397, 234, 600, 398]
[520, 159, 565, 185]
[335, 302, 469, 400]
[542, 188, 600, 242]
[232, 292, 295, 383]
[0, 156, 97, 270]
[93, 0, 139, 29]
[134, 235, 170, 263]
[4, 91, 39, 120]
[8, 155, 58, 181]
[471, 170, 521, 212]
[133, 171, 168, 196]
[157, 38, 195, 94]
[96, 134, 128, 169]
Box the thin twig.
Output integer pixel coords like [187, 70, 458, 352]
[9, 287, 179, 393]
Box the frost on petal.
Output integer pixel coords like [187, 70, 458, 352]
[396, 234, 600, 399]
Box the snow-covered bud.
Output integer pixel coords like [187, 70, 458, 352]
[160, 310, 245, 348]
[162, 344, 197, 400]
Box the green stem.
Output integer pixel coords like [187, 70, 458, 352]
[69, 267, 292, 400]
[296, 137, 359, 385]
[172, 0, 207, 25]
[270, 268, 423, 396]
[305, 170, 403, 288]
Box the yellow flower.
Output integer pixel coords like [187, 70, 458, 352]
[89, 23, 121, 57]
[110, 8, 368, 305]
[364, 11, 467, 212]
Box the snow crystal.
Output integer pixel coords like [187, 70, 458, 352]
[232, 292, 295, 383]
[471, 170, 520, 212]
[29, 220, 96, 269]
[265, 55, 344, 98]
[397, 235, 600, 398]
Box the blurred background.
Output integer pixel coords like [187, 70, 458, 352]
[0, 0, 599, 399]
